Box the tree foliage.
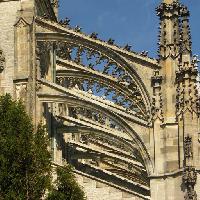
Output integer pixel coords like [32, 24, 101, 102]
[0, 94, 52, 200]
[47, 165, 86, 200]
[0, 94, 86, 200]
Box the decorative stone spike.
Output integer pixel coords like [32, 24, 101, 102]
[59, 20, 64, 27]
[51, 0, 59, 8]
[140, 51, 148, 57]
[63, 17, 70, 26]
[192, 55, 200, 68]
[107, 38, 115, 45]
[42, 13, 49, 19]
[180, 5, 192, 55]
[90, 32, 98, 39]
[74, 25, 82, 32]
[151, 70, 164, 122]
[123, 44, 131, 51]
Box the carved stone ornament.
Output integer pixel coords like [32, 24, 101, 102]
[67, 106, 125, 132]
[183, 166, 197, 187]
[123, 44, 131, 51]
[107, 38, 115, 45]
[90, 32, 98, 39]
[59, 17, 70, 27]
[51, 0, 59, 8]
[15, 83, 27, 102]
[156, 2, 180, 18]
[37, 41, 54, 55]
[180, 5, 190, 17]
[184, 187, 197, 200]
[156, 2, 193, 60]
[183, 166, 197, 200]
[140, 51, 149, 57]
[151, 70, 164, 122]
[74, 25, 82, 32]
[175, 61, 199, 116]
[184, 135, 193, 159]
[53, 40, 147, 119]
[0, 49, 5, 72]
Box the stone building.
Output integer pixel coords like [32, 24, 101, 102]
[0, 0, 199, 199]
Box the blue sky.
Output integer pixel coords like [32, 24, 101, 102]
[59, 0, 200, 59]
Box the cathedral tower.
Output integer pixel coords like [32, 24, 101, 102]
[151, 0, 200, 199]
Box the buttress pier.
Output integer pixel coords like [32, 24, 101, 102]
[0, 0, 199, 199]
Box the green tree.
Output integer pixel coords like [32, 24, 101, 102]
[0, 94, 52, 200]
[47, 165, 86, 200]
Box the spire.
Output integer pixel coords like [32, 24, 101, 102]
[155, 0, 182, 122]
[180, 5, 192, 56]
[156, 0, 199, 120]
[156, 0, 181, 60]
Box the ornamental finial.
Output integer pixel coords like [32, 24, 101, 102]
[162, 0, 178, 3]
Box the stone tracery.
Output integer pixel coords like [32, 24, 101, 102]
[0, 0, 199, 199]
[36, 38, 151, 120]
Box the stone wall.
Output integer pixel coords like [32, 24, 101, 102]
[0, 1, 21, 95]
[150, 175, 184, 200]
[75, 172, 145, 200]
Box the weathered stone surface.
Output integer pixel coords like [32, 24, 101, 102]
[0, 0, 199, 199]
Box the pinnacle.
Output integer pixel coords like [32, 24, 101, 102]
[162, 0, 179, 4]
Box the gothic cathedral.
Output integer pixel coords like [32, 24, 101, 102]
[0, 0, 199, 199]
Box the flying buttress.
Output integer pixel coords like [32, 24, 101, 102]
[35, 17, 154, 199]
